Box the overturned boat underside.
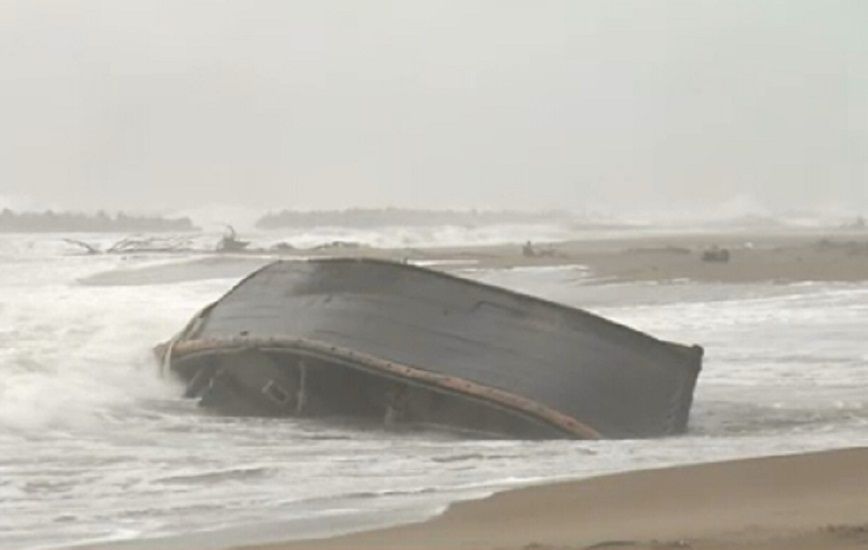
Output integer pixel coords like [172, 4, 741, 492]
[158, 258, 702, 439]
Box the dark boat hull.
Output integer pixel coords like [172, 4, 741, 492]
[159, 258, 702, 439]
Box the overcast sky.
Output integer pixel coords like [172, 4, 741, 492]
[0, 1, 865, 214]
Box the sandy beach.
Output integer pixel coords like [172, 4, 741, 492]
[238, 447, 868, 550]
[86, 228, 868, 287]
[277, 228, 868, 284]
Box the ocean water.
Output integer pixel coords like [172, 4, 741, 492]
[1, 230, 866, 550]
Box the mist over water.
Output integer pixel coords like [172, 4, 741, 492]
[2, 2, 866, 214]
[1, 228, 866, 549]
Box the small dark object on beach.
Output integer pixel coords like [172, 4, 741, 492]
[63, 238, 101, 255]
[701, 246, 730, 263]
[523, 241, 559, 258]
[217, 225, 249, 252]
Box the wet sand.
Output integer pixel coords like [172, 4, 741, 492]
[237, 447, 868, 550]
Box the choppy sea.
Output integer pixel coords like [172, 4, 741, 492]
[1, 226, 866, 549]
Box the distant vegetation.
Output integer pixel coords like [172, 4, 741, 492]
[256, 208, 575, 229]
[0, 209, 197, 233]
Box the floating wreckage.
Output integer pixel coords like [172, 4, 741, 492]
[158, 259, 702, 439]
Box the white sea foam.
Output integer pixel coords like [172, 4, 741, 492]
[251, 222, 583, 250]
[0, 232, 866, 550]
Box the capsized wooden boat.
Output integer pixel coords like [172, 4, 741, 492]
[157, 258, 702, 439]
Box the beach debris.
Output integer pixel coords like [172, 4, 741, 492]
[63, 235, 197, 255]
[217, 225, 250, 252]
[63, 238, 101, 255]
[821, 523, 868, 542]
[522, 241, 560, 258]
[157, 258, 702, 439]
[106, 236, 196, 253]
[701, 245, 730, 263]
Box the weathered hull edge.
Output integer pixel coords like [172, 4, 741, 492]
[207, 257, 695, 354]
[669, 344, 702, 434]
[161, 336, 604, 439]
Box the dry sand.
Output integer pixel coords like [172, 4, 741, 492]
[300, 229, 868, 284]
[238, 447, 868, 550]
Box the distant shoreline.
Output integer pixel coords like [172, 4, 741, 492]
[0, 209, 197, 233]
[69, 227, 868, 285]
[273, 227, 868, 284]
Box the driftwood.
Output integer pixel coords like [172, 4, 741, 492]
[63, 238, 101, 255]
[62, 236, 198, 255]
[701, 246, 731, 263]
[217, 225, 250, 252]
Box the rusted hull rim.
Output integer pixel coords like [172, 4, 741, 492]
[166, 336, 602, 440]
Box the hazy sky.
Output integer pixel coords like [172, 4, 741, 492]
[1, 1, 865, 214]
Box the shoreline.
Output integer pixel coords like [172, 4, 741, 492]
[374, 228, 868, 283]
[236, 447, 868, 550]
[80, 228, 868, 286]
